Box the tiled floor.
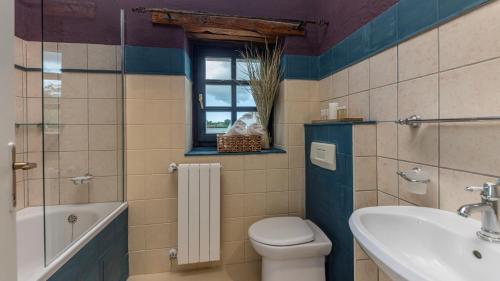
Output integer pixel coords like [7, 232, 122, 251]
[128, 263, 261, 281]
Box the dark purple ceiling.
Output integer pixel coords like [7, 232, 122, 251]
[15, 0, 398, 55]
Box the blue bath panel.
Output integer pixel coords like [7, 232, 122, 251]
[305, 123, 354, 281]
[48, 209, 129, 281]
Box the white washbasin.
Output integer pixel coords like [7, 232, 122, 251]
[349, 206, 500, 281]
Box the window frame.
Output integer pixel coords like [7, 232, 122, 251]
[192, 43, 261, 147]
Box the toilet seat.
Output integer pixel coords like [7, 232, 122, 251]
[249, 217, 314, 246]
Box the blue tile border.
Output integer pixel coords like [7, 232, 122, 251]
[125, 45, 192, 79]
[280, 0, 492, 80]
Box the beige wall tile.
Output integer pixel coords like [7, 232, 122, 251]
[222, 241, 245, 264]
[354, 157, 377, 191]
[440, 122, 500, 176]
[349, 60, 370, 94]
[370, 47, 397, 88]
[398, 29, 439, 81]
[144, 125, 171, 149]
[222, 171, 244, 195]
[15, 37, 25, 67]
[129, 226, 146, 251]
[289, 190, 305, 216]
[126, 150, 146, 175]
[398, 74, 438, 119]
[348, 91, 370, 120]
[244, 193, 266, 216]
[318, 75, 332, 101]
[289, 168, 305, 191]
[398, 161, 438, 208]
[289, 146, 305, 168]
[377, 191, 398, 206]
[266, 191, 289, 215]
[144, 198, 177, 224]
[144, 223, 176, 249]
[219, 156, 244, 171]
[90, 99, 118, 124]
[439, 168, 495, 219]
[26, 98, 42, 124]
[59, 43, 88, 69]
[266, 169, 289, 191]
[126, 99, 145, 125]
[26, 71, 42, 98]
[244, 240, 260, 262]
[59, 151, 88, 178]
[379, 270, 394, 281]
[126, 75, 145, 99]
[369, 84, 397, 121]
[377, 122, 397, 159]
[129, 249, 170, 275]
[398, 124, 438, 166]
[377, 157, 398, 196]
[222, 218, 244, 242]
[355, 191, 377, 209]
[26, 41, 41, 68]
[59, 125, 88, 151]
[355, 242, 368, 260]
[59, 179, 89, 204]
[89, 176, 118, 202]
[440, 58, 500, 118]
[88, 73, 118, 99]
[60, 73, 87, 98]
[331, 69, 349, 99]
[223, 195, 244, 218]
[266, 153, 288, 169]
[244, 170, 266, 193]
[356, 259, 378, 281]
[88, 44, 117, 70]
[90, 150, 117, 176]
[244, 155, 266, 170]
[60, 98, 88, 124]
[145, 75, 170, 100]
[145, 174, 177, 199]
[439, 0, 500, 71]
[90, 125, 117, 150]
[283, 80, 319, 101]
[288, 124, 305, 146]
[127, 175, 145, 201]
[353, 124, 376, 157]
[144, 149, 171, 174]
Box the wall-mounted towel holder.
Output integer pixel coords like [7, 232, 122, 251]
[397, 168, 430, 195]
[396, 114, 500, 128]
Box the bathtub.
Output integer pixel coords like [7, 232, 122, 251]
[17, 202, 128, 281]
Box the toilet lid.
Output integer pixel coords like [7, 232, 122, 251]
[249, 217, 314, 246]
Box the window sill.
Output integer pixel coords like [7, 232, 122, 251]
[185, 147, 286, 156]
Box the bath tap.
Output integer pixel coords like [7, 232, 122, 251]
[457, 180, 500, 243]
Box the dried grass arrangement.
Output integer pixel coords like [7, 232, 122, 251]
[240, 41, 283, 149]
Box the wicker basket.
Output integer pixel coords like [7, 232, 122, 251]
[217, 134, 262, 153]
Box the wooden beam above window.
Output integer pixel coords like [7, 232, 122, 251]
[133, 7, 313, 43]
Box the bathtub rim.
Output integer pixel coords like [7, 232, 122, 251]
[36, 201, 128, 281]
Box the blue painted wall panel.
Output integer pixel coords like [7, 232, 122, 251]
[125, 46, 191, 78]
[48, 209, 129, 281]
[305, 124, 354, 281]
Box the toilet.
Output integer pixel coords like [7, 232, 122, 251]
[249, 217, 332, 281]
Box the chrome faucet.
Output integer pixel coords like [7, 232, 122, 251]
[457, 180, 500, 243]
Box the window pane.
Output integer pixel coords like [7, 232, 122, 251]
[236, 85, 256, 107]
[237, 111, 259, 126]
[206, 112, 232, 134]
[206, 58, 231, 80]
[236, 59, 260, 81]
[206, 85, 231, 107]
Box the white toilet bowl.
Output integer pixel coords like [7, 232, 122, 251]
[249, 217, 332, 281]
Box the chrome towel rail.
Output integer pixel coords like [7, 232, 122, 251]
[396, 115, 500, 127]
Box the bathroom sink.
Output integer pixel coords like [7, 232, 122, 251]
[349, 206, 500, 281]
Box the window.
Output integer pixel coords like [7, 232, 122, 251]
[193, 44, 263, 147]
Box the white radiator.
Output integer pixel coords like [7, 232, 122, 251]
[177, 163, 220, 264]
